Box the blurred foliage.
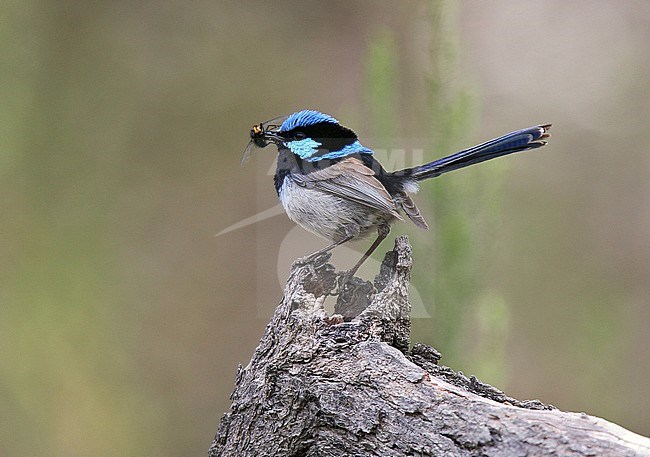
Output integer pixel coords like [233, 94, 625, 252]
[0, 3, 164, 455]
[362, 2, 510, 384]
[0, 1, 648, 455]
[420, 0, 512, 383]
[364, 30, 398, 147]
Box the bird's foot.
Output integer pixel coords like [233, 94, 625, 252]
[292, 252, 332, 277]
[294, 251, 331, 268]
[329, 269, 354, 296]
[338, 270, 353, 288]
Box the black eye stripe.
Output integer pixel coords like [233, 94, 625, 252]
[284, 122, 357, 140]
[283, 122, 357, 151]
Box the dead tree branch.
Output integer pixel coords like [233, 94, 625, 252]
[209, 236, 650, 456]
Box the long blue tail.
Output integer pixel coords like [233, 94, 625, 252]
[401, 124, 551, 181]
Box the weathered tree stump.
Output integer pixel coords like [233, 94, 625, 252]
[209, 236, 650, 456]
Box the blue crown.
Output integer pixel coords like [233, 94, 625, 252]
[280, 110, 339, 132]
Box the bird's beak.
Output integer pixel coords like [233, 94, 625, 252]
[262, 131, 284, 145]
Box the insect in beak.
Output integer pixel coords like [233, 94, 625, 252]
[249, 123, 269, 148]
[240, 115, 288, 165]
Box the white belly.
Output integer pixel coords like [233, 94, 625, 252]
[279, 176, 390, 242]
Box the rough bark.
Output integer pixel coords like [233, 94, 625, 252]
[209, 236, 650, 457]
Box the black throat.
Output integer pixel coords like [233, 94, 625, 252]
[273, 148, 300, 195]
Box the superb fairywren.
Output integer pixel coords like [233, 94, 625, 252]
[243, 110, 551, 277]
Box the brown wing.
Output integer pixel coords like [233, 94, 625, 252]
[399, 193, 429, 229]
[292, 158, 403, 220]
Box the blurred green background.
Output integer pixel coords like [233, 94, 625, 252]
[1, 1, 649, 455]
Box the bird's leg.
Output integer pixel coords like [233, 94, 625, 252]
[304, 236, 352, 262]
[294, 224, 360, 278]
[344, 223, 390, 280]
[304, 224, 360, 261]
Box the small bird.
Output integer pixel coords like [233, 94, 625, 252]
[243, 110, 551, 277]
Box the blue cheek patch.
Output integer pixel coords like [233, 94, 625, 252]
[286, 138, 374, 161]
[286, 138, 323, 159]
[308, 140, 374, 161]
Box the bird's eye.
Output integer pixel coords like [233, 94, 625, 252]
[294, 131, 307, 140]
